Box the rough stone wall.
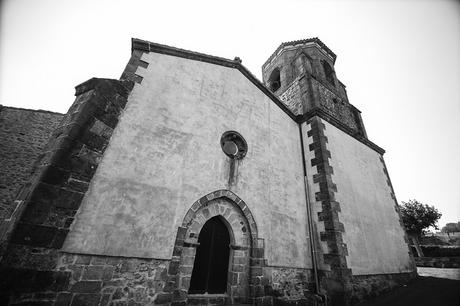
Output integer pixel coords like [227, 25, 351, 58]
[263, 266, 315, 304]
[278, 78, 303, 115]
[56, 253, 170, 306]
[0, 78, 133, 305]
[0, 106, 63, 219]
[2, 252, 170, 305]
[312, 79, 361, 135]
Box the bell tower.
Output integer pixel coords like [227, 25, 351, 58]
[262, 38, 367, 138]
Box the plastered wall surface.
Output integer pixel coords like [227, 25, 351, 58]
[64, 52, 311, 268]
[322, 120, 412, 275]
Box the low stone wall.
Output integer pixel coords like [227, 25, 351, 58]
[415, 257, 460, 268]
[0, 252, 171, 305]
[350, 272, 417, 305]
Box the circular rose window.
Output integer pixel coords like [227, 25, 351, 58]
[220, 131, 247, 159]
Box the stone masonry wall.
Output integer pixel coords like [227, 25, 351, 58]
[312, 79, 361, 135]
[263, 266, 315, 304]
[0, 78, 133, 305]
[0, 106, 63, 219]
[54, 253, 170, 306]
[2, 251, 171, 306]
[278, 78, 303, 116]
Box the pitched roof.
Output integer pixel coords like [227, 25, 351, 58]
[131, 38, 297, 121]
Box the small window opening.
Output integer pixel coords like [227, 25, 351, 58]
[220, 131, 247, 159]
[189, 217, 230, 294]
[322, 60, 335, 85]
[268, 68, 281, 92]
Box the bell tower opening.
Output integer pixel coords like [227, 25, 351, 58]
[268, 68, 281, 92]
[189, 216, 231, 294]
[322, 60, 335, 85]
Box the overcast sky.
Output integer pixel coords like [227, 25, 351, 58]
[1, 0, 459, 228]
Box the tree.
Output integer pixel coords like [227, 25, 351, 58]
[399, 199, 442, 257]
[441, 222, 460, 236]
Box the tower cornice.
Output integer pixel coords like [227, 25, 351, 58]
[262, 38, 337, 71]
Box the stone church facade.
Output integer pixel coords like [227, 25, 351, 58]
[0, 38, 416, 305]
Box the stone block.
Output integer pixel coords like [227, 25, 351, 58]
[182, 256, 195, 266]
[74, 255, 91, 265]
[10, 223, 57, 248]
[41, 165, 71, 185]
[176, 226, 187, 241]
[90, 256, 106, 265]
[106, 257, 121, 266]
[70, 281, 102, 293]
[102, 279, 124, 288]
[199, 196, 208, 206]
[68, 265, 83, 281]
[186, 297, 207, 305]
[82, 266, 104, 280]
[13, 301, 54, 306]
[71, 293, 101, 306]
[102, 266, 114, 281]
[112, 287, 125, 300]
[252, 247, 264, 258]
[89, 118, 113, 140]
[180, 247, 196, 257]
[232, 264, 245, 272]
[65, 177, 89, 193]
[180, 276, 190, 290]
[251, 266, 263, 277]
[60, 254, 76, 265]
[172, 289, 187, 300]
[234, 256, 246, 265]
[79, 130, 108, 153]
[55, 292, 72, 306]
[168, 261, 179, 275]
[34, 292, 57, 299]
[155, 293, 172, 304]
[172, 245, 182, 257]
[179, 265, 193, 274]
[209, 296, 226, 305]
[51, 229, 69, 249]
[100, 294, 111, 306]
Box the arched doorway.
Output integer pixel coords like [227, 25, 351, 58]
[189, 216, 230, 294]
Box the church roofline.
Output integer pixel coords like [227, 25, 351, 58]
[130, 38, 384, 155]
[262, 38, 337, 70]
[131, 38, 297, 121]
